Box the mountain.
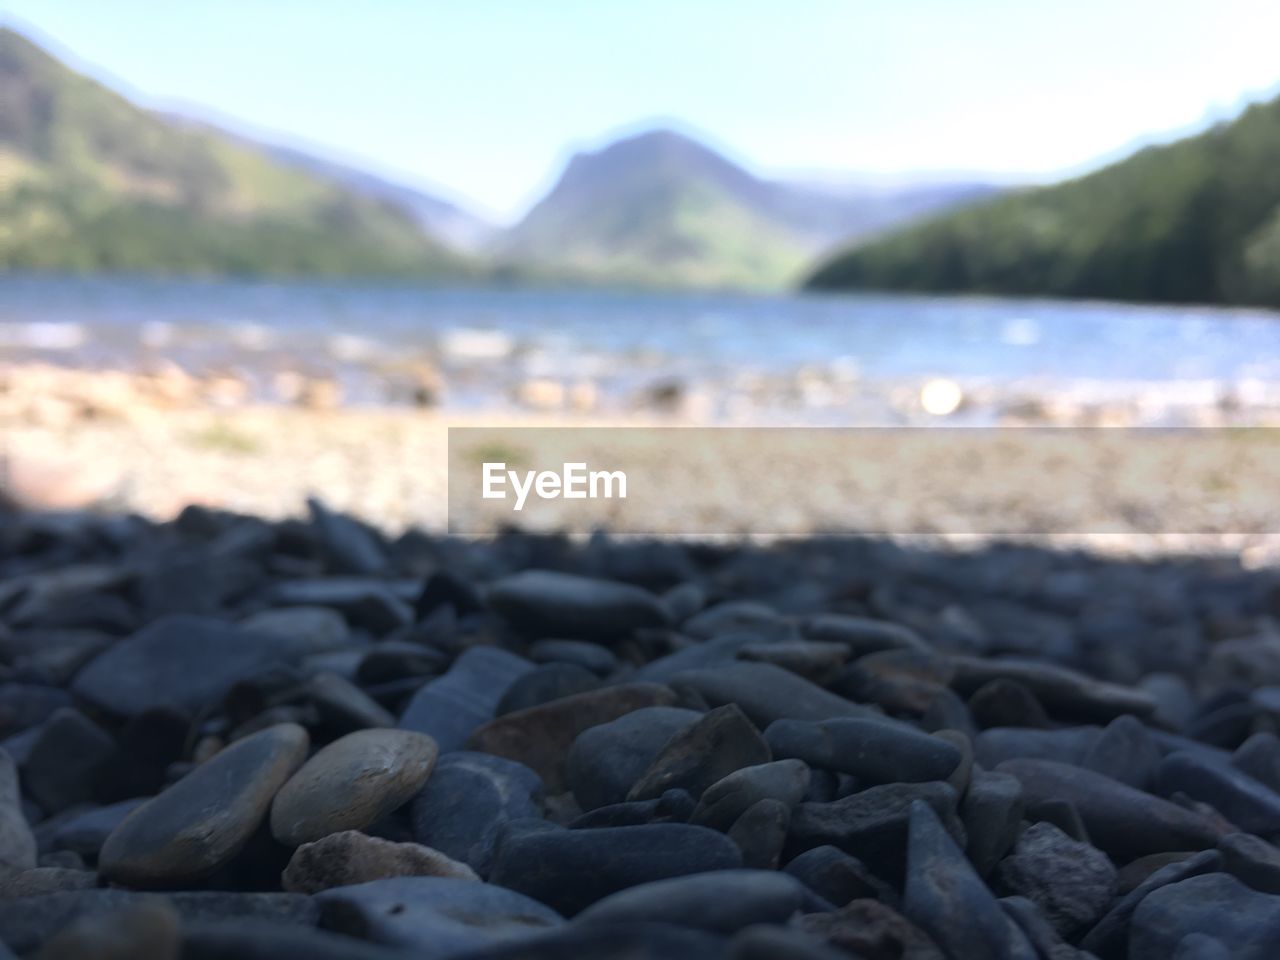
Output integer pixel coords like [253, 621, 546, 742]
[496, 128, 998, 289]
[213, 134, 496, 252]
[805, 95, 1280, 307]
[0, 28, 470, 277]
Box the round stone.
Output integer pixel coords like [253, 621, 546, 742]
[271, 729, 438, 847]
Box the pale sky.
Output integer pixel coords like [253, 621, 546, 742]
[4, 0, 1278, 221]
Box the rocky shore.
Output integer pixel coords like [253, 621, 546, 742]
[1, 502, 1280, 956]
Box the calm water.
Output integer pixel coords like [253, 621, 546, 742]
[2, 275, 1279, 417]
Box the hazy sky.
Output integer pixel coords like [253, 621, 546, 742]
[4, 0, 1279, 220]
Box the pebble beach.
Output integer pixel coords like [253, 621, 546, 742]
[1, 497, 1280, 957]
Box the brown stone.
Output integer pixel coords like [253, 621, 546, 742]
[281, 830, 478, 893]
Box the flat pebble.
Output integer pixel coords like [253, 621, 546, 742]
[270, 728, 437, 846]
[99, 724, 309, 887]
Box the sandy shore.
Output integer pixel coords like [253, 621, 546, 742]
[4, 362, 1280, 561]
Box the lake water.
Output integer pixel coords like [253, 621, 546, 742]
[2, 275, 1279, 421]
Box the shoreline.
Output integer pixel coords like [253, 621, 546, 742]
[4, 363, 1280, 563]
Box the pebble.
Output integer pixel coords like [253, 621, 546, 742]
[44, 799, 145, 859]
[271, 578, 412, 635]
[22, 708, 115, 814]
[409, 751, 543, 877]
[737, 641, 848, 685]
[469, 683, 678, 792]
[783, 845, 898, 906]
[238, 606, 349, 653]
[995, 820, 1117, 936]
[997, 758, 1226, 860]
[1232, 732, 1280, 794]
[632, 634, 758, 684]
[799, 898, 944, 959]
[72, 615, 316, 717]
[935, 728, 973, 794]
[0, 748, 36, 871]
[1219, 832, 1280, 894]
[569, 789, 696, 829]
[314, 876, 563, 952]
[0, 866, 97, 897]
[1159, 750, 1280, 835]
[800, 613, 928, 654]
[974, 726, 1100, 769]
[1026, 797, 1091, 843]
[969, 678, 1052, 729]
[299, 672, 394, 732]
[672, 662, 871, 727]
[1080, 849, 1223, 958]
[727, 797, 789, 868]
[415, 570, 484, 619]
[950, 656, 1157, 722]
[96, 708, 189, 802]
[903, 800, 1036, 960]
[3, 629, 110, 686]
[486, 570, 669, 640]
[683, 601, 790, 640]
[999, 896, 1092, 960]
[628, 704, 771, 801]
[1082, 714, 1162, 790]
[495, 662, 601, 714]
[398, 646, 533, 751]
[962, 769, 1025, 878]
[527, 639, 618, 676]
[692, 759, 811, 831]
[1130, 872, 1280, 960]
[99, 724, 309, 887]
[567, 707, 701, 811]
[765, 717, 961, 785]
[281, 830, 477, 892]
[1116, 851, 1200, 893]
[787, 781, 965, 886]
[306, 497, 388, 576]
[574, 869, 814, 933]
[270, 728, 438, 846]
[488, 822, 742, 915]
[0, 685, 73, 739]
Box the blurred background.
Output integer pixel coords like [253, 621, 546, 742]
[2, 0, 1280, 535]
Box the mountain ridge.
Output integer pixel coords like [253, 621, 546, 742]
[805, 93, 1280, 307]
[497, 127, 999, 289]
[0, 26, 470, 277]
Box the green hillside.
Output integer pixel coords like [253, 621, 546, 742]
[806, 96, 1280, 307]
[496, 130, 812, 289]
[0, 28, 468, 277]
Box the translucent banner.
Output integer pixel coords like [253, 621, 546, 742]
[447, 427, 1280, 536]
